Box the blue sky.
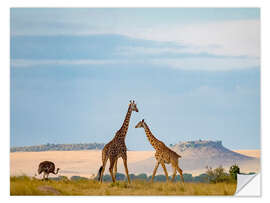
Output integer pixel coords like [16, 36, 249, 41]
[10, 8, 260, 150]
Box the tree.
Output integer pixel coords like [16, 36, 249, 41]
[175, 173, 193, 182]
[153, 175, 167, 182]
[193, 173, 209, 182]
[136, 173, 148, 180]
[102, 174, 112, 182]
[206, 165, 231, 183]
[229, 164, 240, 180]
[129, 174, 136, 180]
[70, 176, 88, 181]
[115, 173, 125, 181]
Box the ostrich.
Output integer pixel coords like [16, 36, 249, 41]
[38, 161, 60, 180]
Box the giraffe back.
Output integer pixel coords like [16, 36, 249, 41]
[154, 143, 181, 164]
[102, 136, 127, 160]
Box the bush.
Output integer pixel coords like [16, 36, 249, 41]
[152, 175, 167, 182]
[102, 174, 112, 182]
[229, 164, 240, 180]
[115, 173, 125, 181]
[70, 176, 88, 181]
[193, 173, 209, 183]
[206, 166, 233, 183]
[129, 174, 136, 180]
[182, 173, 193, 182]
[136, 173, 148, 180]
[173, 173, 192, 182]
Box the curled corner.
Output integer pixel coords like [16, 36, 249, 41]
[235, 173, 261, 196]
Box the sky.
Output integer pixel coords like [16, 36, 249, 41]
[10, 8, 260, 150]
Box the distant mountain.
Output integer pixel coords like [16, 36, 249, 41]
[10, 143, 105, 152]
[171, 140, 254, 168]
[129, 140, 260, 174]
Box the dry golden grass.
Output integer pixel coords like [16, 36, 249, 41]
[10, 176, 236, 196]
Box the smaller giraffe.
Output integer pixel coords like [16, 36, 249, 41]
[135, 119, 184, 183]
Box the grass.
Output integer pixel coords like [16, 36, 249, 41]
[10, 176, 236, 196]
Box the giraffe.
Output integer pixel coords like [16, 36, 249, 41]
[135, 119, 184, 183]
[97, 100, 139, 183]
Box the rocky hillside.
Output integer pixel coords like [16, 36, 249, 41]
[172, 140, 252, 161]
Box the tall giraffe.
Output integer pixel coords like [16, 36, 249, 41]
[135, 119, 184, 183]
[97, 100, 139, 183]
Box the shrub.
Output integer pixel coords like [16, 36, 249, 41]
[153, 175, 167, 182]
[70, 176, 88, 181]
[129, 174, 136, 180]
[115, 173, 125, 181]
[136, 173, 148, 180]
[229, 164, 240, 180]
[193, 173, 209, 183]
[102, 174, 112, 182]
[174, 173, 192, 182]
[206, 165, 233, 183]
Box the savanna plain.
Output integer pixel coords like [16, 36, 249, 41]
[10, 176, 236, 196]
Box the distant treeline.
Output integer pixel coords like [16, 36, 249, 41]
[52, 165, 255, 183]
[99, 173, 209, 183]
[52, 171, 255, 183]
[10, 143, 105, 152]
[51, 173, 210, 183]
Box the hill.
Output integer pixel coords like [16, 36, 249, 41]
[10, 143, 105, 152]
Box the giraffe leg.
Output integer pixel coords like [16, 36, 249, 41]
[109, 158, 117, 183]
[161, 162, 169, 182]
[44, 173, 48, 180]
[99, 156, 108, 183]
[122, 156, 131, 184]
[171, 166, 177, 182]
[176, 166, 184, 183]
[151, 161, 160, 182]
[113, 158, 118, 180]
[42, 172, 45, 180]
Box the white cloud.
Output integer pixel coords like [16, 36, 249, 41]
[150, 57, 259, 71]
[12, 15, 260, 59]
[11, 18, 260, 72]
[11, 56, 259, 72]
[118, 20, 260, 58]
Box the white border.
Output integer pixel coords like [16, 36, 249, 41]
[2, 0, 270, 202]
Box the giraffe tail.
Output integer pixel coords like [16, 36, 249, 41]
[97, 166, 103, 181]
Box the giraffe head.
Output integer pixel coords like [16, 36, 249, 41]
[135, 119, 145, 128]
[129, 100, 139, 112]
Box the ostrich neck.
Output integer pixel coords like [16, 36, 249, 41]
[54, 169, 59, 175]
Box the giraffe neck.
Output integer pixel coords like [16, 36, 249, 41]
[116, 105, 132, 138]
[143, 122, 161, 150]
